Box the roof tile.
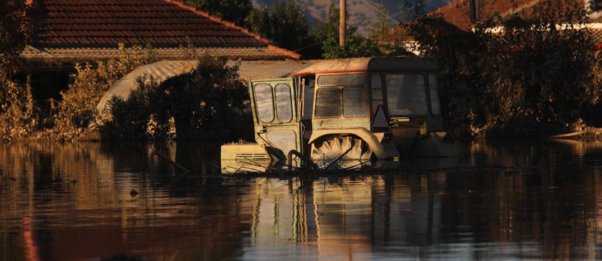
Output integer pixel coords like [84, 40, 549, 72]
[432, 0, 584, 29]
[28, 0, 300, 59]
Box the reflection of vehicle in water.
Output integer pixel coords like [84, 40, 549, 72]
[221, 57, 456, 174]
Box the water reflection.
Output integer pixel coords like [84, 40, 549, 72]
[0, 141, 601, 260]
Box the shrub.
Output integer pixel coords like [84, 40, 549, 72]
[101, 93, 152, 140]
[102, 55, 253, 142]
[0, 0, 25, 71]
[409, 4, 601, 137]
[313, 4, 381, 58]
[101, 77, 172, 141]
[49, 44, 156, 141]
[156, 56, 250, 140]
[0, 73, 37, 142]
[0, 1, 36, 142]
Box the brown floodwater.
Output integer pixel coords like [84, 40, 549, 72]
[0, 140, 601, 260]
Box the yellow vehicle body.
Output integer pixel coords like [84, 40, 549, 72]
[221, 143, 273, 174]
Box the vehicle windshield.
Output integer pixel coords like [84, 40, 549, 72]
[274, 84, 293, 123]
[385, 74, 428, 116]
[428, 74, 441, 115]
[253, 82, 294, 123]
[314, 74, 367, 118]
[253, 83, 275, 123]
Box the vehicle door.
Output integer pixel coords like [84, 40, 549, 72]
[249, 78, 302, 162]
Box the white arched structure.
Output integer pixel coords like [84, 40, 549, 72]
[97, 60, 198, 115]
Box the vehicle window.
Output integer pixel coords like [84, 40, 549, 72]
[385, 74, 428, 115]
[343, 86, 367, 117]
[253, 83, 274, 123]
[315, 88, 341, 117]
[318, 74, 366, 86]
[428, 74, 441, 115]
[371, 73, 383, 112]
[274, 83, 293, 122]
[301, 76, 315, 120]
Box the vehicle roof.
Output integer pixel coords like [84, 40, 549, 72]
[294, 56, 437, 75]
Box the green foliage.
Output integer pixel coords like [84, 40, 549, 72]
[102, 91, 154, 140]
[103, 76, 175, 141]
[103, 55, 253, 142]
[314, 4, 381, 58]
[0, 73, 37, 142]
[367, 2, 410, 55]
[0, 0, 26, 71]
[184, 0, 382, 58]
[246, 0, 312, 53]
[409, 4, 601, 136]
[156, 56, 252, 140]
[50, 45, 156, 141]
[184, 0, 252, 25]
[0, 1, 35, 142]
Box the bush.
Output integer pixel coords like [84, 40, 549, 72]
[102, 55, 253, 142]
[102, 93, 153, 141]
[0, 73, 37, 142]
[0, 0, 25, 71]
[409, 4, 601, 137]
[313, 4, 381, 58]
[0, 1, 36, 142]
[49, 44, 155, 141]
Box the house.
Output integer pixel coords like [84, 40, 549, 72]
[432, 0, 602, 29]
[24, 0, 299, 63]
[417, 0, 602, 51]
[22, 0, 300, 104]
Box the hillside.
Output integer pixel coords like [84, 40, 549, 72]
[252, 0, 449, 34]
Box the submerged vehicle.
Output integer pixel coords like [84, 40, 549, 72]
[221, 57, 455, 174]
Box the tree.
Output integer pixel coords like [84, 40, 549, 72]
[154, 56, 250, 140]
[0, 0, 26, 72]
[368, 1, 410, 55]
[0, 1, 34, 142]
[313, 4, 381, 58]
[184, 0, 252, 26]
[51, 45, 156, 141]
[246, 0, 319, 58]
[408, 0, 601, 136]
[105, 55, 252, 141]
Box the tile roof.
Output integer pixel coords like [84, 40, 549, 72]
[24, 46, 297, 63]
[430, 0, 602, 46]
[432, 0, 543, 29]
[26, 0, 300, 60]
[431, 0, 585, 29]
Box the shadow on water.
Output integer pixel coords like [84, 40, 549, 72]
[0, 140, 601, 260]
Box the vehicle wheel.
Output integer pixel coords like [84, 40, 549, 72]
[310, 135, 372, 169]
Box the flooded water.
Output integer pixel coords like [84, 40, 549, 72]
[1, 140, 602, 260]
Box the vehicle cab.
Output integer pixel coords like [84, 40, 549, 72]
[295, 57, 442, 163]
[221, 56, 446, 173]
